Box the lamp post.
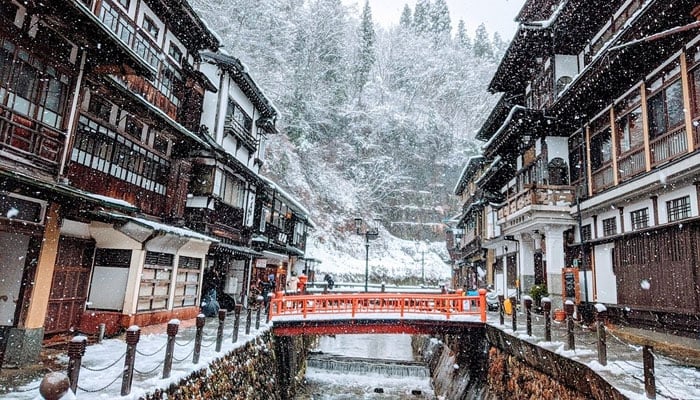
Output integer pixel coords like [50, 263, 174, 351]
[355, 218, 380, 292]
[416, 241, 427, 286]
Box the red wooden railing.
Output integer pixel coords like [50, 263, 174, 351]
[269, 289, 487, 322]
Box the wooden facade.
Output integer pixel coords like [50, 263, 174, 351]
[454, 0, 700, 333]
[0, 0, 310, 367]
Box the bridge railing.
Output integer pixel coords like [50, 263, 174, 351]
[269, 289, 487, 322]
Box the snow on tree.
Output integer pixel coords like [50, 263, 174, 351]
[399, 4, 412, 29]
[473, 23, 493, 58]
[353, 0, 376, 103]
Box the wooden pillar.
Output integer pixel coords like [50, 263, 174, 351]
[680, 51, 695, 152]
[24, 202, 61, 329]
[640, 82, 653, 171]
[609, 107, 620, 186]
[585, 125, 594, 197]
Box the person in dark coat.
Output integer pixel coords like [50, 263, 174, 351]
[201, 288, 219, 317]
[324, 274, 335, 290]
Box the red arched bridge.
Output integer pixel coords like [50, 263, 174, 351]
[269, 289, 487, 335]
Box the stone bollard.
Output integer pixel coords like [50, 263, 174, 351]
[643, 345, 656, 399]
[193, 314, 205, 364]
[564, 300, 575, 350]
[256, 295, 264, 330]
[542, 297, 552, 342]
[245, 304, 253, 335]
[97, 323, 106, 344]
[509, 296, 517, 332]
[595, 303, 607, 366]
[215, 309, 226, 352]
[162, 319, 179, 379]
[67, 336, 87, 394]
[498, 294, 505, 325]
[523, 295, 533, 336]
[39, 372, 72, 400]
[381, 283, 386, 293]
[232, 304, 242, 343]
[121, 325, 140, 396]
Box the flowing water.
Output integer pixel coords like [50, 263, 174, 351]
[294, 334, 435, 399]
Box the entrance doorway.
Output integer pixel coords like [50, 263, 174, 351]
[44, 237, 94, 334]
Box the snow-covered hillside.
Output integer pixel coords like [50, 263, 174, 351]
[191, 0, 504, 284]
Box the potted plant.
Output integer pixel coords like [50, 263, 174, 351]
[529, 284, 549, 312]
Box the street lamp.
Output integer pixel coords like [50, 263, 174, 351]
[355, 217, 380, 292]
[416, 241, 428, 286]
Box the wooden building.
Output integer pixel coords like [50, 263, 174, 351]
[457, 0, 700, 334]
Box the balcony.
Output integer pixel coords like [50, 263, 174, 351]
[591, 163, 615, 193]
[497, 184, 575, 221]
[223, 117, 258, 151]
[617, 146, 646, 181]
[0, 106, 65, 177]
[584, 0, 646, 66]
[650, 125, 688, 166]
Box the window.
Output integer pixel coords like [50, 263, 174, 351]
[142, 16, 159, 38]
[647, 63, 684, 139]
[590, 114, 612, 171]
[174, 256, 201, 308]
[124, 115, 143, 140]
[117, 0, 130, 9]
[602, 217, 617, 237]
[0, 38, 71, 129]
[226, 100, 253, 133]
[71, 116, 170, 195]
[630, 208, 649, 230]
[217, 171, 246, 208]
[580, 224, 592, 241]
[667, 196, 691, 222]
[568, 133, 585, 184]
[88, 97, 112, 122]
[138, 251, 174, 311]
[168, 43, 183, 64]
[616, 92, 644, 153]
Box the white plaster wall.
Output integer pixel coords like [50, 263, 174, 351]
[136, 5, 164, 47]
[198, 62, 220, 139]
[594, 243, 617, 304]
[546, 136, 569, 162]
[555, 54, 579, 81]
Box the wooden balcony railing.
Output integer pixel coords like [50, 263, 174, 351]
[0, 106, 65, 176]
[650, 126, 688, 166]
[617, 147, 646, 182]
[497, 184, 574, 220]
[592, 164, 614, 193]
[223, 117, 258, 151]
[587, 0, 645, 64]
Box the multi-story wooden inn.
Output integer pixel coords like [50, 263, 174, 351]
[0, 0, 313, 367]
[453, 0, 700, 334]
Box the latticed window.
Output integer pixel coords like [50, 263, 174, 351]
[667, 196, 691, 222]
[138, 251, 174, 311]
[630, 208, 649, 230]
[602, 217, 617, 237]
[174, 256, 201, 308]
[580, 224, 592, 241]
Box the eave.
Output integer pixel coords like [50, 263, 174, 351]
[489, 27, 553, 93]
[201, 52, 279, 121]
[453, 156, 485, 196]
[142, 0, 220, 51]
[475, 156, 517, 192]
[475, 94, 524, 142]
[550, 0, 698, 120]
[481, 107, 553, 159]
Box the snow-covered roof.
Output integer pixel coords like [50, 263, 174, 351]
[201, 52, 280, 121]
[258, 174, 315, 227]
[101, 211, 219, 243]
[453, 156, 486, 196]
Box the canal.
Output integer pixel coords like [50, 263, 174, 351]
[294, 334, 435, 399]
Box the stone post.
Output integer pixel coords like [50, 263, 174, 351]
[509, 296, 517, 332]
[121, 326, 140, 396]
[595, 303, 607, 366]
[67, 336, 87, 394]
[232, 304, 242, 343]
[193, 314, 205, 364]
[523, 295, 533, 336]
[215, 309, 226, 352]
[498, 294, 505, 325]
[565, 300, 575, 350]
[542, 297, 552, 342]
[162, 320, 179, 379]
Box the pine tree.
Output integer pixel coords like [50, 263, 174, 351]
[413, 0, 431, 35]
[456, 19, 470, 49]
[473, 23, 493, 58]
[399, 4, 412, 29]
[354, 0, 376, 102]
[492, 31, 506, 60]
[429, 0, 451, 43]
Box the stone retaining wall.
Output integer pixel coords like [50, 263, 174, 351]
[422, 326, 628, 400]
[138, 332, 311, 399]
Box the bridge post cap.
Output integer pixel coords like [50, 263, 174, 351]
[218, 309, 227, 320]
[523, 296, 532, 308]
[541, 298, 552, 312]
[196, 314, 206, 327]
[39, 372, 71, 400]
[234, 304, 243, 312]
[478, 288, 487, 295]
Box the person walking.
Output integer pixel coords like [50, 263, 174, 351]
[287, 271, 300, 294]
